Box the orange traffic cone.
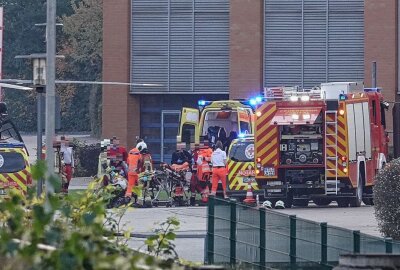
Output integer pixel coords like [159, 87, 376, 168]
[243, 182, 256, 205]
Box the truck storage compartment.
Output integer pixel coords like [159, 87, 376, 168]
[279, 124, 323, 165]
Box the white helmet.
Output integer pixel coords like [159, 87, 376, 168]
[136, 141, 147, 151]
[262, 200, 272, 209]
[275, 200, 285, 209]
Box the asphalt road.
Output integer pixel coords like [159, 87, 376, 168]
[116, 203, 380, 263]
[121, 207, 207, 263]
[275, 204, 380, 237]
[20, 135, 382, 262]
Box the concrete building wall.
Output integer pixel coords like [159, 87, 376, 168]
[102, 0, 139, 149]
[229, 0, 264, 99]
[364, 0, 397, 137]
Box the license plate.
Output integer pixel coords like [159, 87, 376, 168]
[264, 167, 275, 176]
[267, 181, 282, 186]
[242, 177, 254, 183]
[267, 189, 281, 193]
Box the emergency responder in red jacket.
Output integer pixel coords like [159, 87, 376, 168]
[125, 147, 142, 199]
[108, 136, 128, 164]
[191, 143, 213, 205]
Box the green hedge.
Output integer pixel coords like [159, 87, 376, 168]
[72, 139, 101, 177]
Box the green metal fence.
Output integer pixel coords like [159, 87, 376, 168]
[206, 197, 400, 269]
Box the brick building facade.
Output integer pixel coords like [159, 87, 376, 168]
[103, 0, 398, 161]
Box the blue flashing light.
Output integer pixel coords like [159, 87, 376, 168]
[339, 94, 347, 101]
[0, 142, 24, 149]
[255, 96, 263, 103]
[249, 99, 257, 106]
[198, 100, 207, 106]
[238, 133, 245, 138]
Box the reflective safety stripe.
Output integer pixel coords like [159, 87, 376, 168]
[326, 110, 348, 177]
[227, 160, 258, 191]
[255, 103, 279, 179]
[0, 148, 30, 192]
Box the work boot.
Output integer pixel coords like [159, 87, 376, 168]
[124, 196, 132, 205]
[190, 196, 196, 206]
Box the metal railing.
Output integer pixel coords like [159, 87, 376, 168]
[206, 197, 400, 269]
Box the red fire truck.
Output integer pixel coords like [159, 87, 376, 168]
[254, 82, 389, 207]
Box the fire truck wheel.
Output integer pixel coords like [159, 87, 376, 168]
[285, 195, 293, 208]
[313, 198, 332, 206]
[337, 198, 349, 208]
[362, 198, 374, 206]
[293, 199, 309, 207]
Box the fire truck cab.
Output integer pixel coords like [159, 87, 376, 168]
[254, 82, 389, 207]
[177, 100, 256, 149]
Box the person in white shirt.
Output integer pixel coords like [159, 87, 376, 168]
[210, 140, 228, 199]
[60, 136, 75, 193]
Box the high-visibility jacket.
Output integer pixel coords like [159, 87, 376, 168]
[196, 147, 212, 181]
[140, 153, 153, 172]
[127, 148, 141, 174]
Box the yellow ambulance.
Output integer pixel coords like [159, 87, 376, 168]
[226, 135, 260, 197]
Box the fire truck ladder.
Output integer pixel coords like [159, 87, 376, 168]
[325, 111, 338, 195]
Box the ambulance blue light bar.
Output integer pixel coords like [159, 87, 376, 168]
[238, 133, 245, 138]
[339, 94, 347, 101]
[198, 100, 211, 106]
[0, 142, 25, 148]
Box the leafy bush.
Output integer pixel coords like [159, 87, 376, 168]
[0, 162, 183, 270]
[72, 139, 101, 177]
[374, 158, 400, 240]
[145, 217, 180, 260]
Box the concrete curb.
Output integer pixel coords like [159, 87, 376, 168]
[117, 231, 206, 239]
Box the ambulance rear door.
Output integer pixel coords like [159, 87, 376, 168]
[237, 107, 253, 135]
[178, 108, 200, 146]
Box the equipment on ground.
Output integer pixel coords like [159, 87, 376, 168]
[143, 163, 191, 207]
[254, 82, 389, 208]
[262, 200, 272, 209]
[275, 200, 285, 209]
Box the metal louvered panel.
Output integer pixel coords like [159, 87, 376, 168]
[303, 0, 327, 88]
[131, 13, 168, 93]
[194, 12, 229, 92]
[170, 0, 192, 11]
[264, 0, 364, 88]
[328, 0, 364, 82]
[131, 0, 229, 94]
[170, 12, 193, 92]
[195, 0, 229, 12]
[264, 0, 302, 87]
[132, 0, 168, 12]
